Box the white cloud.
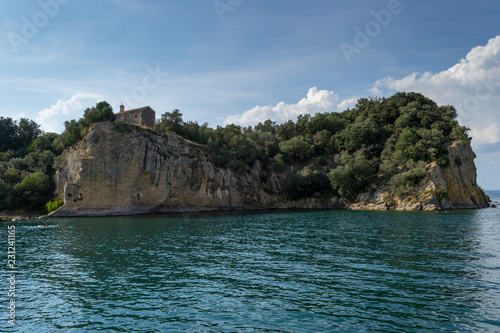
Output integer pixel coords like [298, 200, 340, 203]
[36, 93, 104, 133]
[224, 87, 355, 126]
[336, 97, 358, 111]
[470, 123, 500, 145]
[370, 35, 500, 150]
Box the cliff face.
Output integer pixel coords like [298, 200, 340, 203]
[350, 140, 489, 211]
[52, 122, 489, 216]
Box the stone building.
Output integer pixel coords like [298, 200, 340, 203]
[115, 105, 156, 129]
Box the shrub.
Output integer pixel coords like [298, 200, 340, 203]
[45, 199, 63, 214]
[279, 136, 314, 161]
[13, 172, 51, 211]
[285, 166, 331, 200]
[328, 154, 373, 202]
[436, 189, 448, 203]
[115, 121, 131, 134]
[389, 161, 426, 193]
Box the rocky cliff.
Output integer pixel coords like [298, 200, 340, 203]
[52, 122, 489, 216]
[349, 140, 490, 211]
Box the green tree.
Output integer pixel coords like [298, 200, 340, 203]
[13, 172, 51, 211]
[328, 153, 373, 202]
[45, 199, 63, 213]
[394, 128, 419, 160]
[58, 119, 84, 148]
[388, 161, 427, 193]
[0, 117, 17, 152]
[16, 118, 42, 152]
[82, 101, 115, 127]
[29, 133, 59, 154]
[255, 120, 277, 134]
[57, 101, 114, 148]
[2, 169, 23, 185]
[341, 116, 380, 153]
[0, 179, 12, 210]
[156, 109, 184, 135]
[285, 165, 331, 200]
[279, 136, 314, 161]
[0, 117, 42, 153]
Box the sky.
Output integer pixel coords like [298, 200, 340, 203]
[1, 0, 500, 189]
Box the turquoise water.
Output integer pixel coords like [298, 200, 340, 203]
[2, 206, 500, 332]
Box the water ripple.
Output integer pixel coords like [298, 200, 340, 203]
[4, 209, 500, 332]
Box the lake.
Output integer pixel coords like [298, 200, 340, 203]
[2, 198, 500, 332]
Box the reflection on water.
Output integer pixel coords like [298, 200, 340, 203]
[5, 208, 500, 332]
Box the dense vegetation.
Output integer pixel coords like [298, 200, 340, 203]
[58, 101, 115, 148]
[0, 92, 468, 213]
[156, 92, 468, 201]
[0, 102, 114, 213]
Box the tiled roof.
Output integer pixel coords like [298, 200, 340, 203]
[116, 106, 152, 114]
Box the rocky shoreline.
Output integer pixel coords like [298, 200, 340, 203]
[0, 214, 47, 222]
[1, 199, 496, 221]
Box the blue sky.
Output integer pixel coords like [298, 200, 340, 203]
[1, 0, 500, 189]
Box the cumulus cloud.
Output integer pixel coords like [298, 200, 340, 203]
[224, 87, 355, 126]
[370, 35, 500, 151]
[336, 97, 358, 111]
[36, 93, 104, 133]
[470, 123, 500, 145]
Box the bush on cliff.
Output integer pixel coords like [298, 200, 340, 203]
[285, 165, 332, 200]
[328, 153, 373, 202]
[57, 101, 115, 148]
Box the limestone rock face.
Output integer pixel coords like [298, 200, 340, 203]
[53, 122, 335, 216]
[422, 140, 489, 210]
[348, 140, 489, 211]
[52, 122, 489, 216]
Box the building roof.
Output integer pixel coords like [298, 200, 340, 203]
[116, 106, 154, 114]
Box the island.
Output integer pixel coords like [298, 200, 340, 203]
[48, 92, 488, 216]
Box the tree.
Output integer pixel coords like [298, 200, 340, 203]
[276, 120, 296, 140]
[341, 116, 380, 153]
[394, 128, 419, 160]
[0, 179, 11, 210]
[16, 118, 42, 151]
[255, 120, 277, 134]
[313, 130, 333, 154]
[328, 153, 373, 202]
[12, 172, 51, 211]
[58, 119, 84, 148]
[388, 161, 427, 193]
[0, 117, 41, 153]
[156, 109, 184, 135]
[279, 136, 314, 161]
[0, 117, 17, 152]
[82, 101, 115, 127]
[58, 101, 115, 148]
[285, 165, 331, 200]
[29, 133, 60, 154]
